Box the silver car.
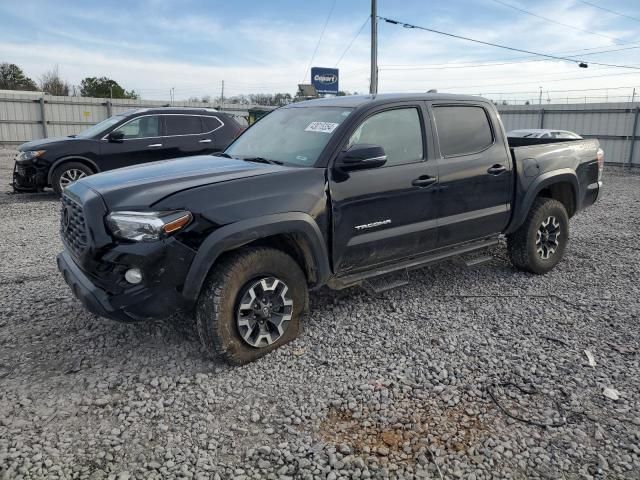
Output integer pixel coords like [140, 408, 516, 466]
[507, 129, 582, 139]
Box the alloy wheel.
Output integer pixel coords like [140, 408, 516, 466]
[236, 277, 293, 348]
[535, 216, 561, 260]
[59, 168, 87, 189]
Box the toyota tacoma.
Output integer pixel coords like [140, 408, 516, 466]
[57, 94, 604, 364]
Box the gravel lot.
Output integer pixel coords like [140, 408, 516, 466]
[1, 150, 639, 480]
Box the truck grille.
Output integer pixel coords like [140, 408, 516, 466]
[60, 195, 88, 259]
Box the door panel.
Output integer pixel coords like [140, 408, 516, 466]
[164, 115, 212, 158]
[98, 115, 172, 170]
[330, 104, 439, 274]
[331, 163, 439, 272]
[430, 104, 512, 246]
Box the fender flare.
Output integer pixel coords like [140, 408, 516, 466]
[47, 156, 100, 184]
[506, 168, 579, 234]
[181, 212, 331, 303]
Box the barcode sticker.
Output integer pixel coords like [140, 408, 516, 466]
[305, 122, 339, 133]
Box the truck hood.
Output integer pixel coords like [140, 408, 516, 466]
[70, 155, 289, 209]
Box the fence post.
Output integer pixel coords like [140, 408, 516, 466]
[39, 97, 48, 138]
[538, 108, 545, 129]
[106, 100, 112, 118]
[628, 107, 639, 166]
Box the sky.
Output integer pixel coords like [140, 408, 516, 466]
[1, 0, 639, 103]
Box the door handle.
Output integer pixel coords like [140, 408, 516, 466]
[147, 143, 163, 148]
[487, 164, 507, 175]
[412, 175, 437, 187]
[199, 139, 212, 143]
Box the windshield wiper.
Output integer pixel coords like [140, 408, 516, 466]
[214, 152, 233, 158]
[241, 156, 283, 165]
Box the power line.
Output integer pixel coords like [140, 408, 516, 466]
[378, 16, 640, 71]
[335, 16, 369, 66]
[490, 0, 625, 44]
[388, 70, 640, 93]
[301, 0, 337, 83]
[379, 45, 640, 71]
[476, 85, 640, 95]
[379, 41, 640, 69]
[577, 0, 640, 23]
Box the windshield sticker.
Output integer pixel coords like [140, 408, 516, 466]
[305, 122, 339, 133]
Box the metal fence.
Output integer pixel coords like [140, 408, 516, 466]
[497, 102, 640, 166]
[0, 92, 253, 148]
[1, 93, 638, 165]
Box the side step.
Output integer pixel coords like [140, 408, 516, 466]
[463, 255, 494, 267]
[328, 237, 499, 290]
[363, 270, 409, 294]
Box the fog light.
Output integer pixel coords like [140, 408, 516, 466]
[124, 268, 142, 284]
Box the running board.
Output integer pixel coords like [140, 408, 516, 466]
[363, 270, 409, 294]
[328, 237, 499, 290]
[463, 255, 494, 267]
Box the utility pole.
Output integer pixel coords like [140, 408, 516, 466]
[370, 0, 378, 94]
[632, 87, 636, 104]
[109, 85, 113, 99]
[221, 80, 225, 110]
[538, 86, 542, 105]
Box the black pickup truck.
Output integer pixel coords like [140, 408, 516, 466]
[57, 94, 604, 364]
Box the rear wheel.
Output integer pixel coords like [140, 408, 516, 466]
[196, 247, 307, 365]
[52, 162, 93, 196]
[507, 198, 569, 274]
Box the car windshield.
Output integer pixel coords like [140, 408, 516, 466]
[75, 115, 125, 138]
[225, 106, 353, 167]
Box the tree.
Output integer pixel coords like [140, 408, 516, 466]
[40, 66, 70, 96]
[273, 92, 292, 105]
[0, 63, 38, 91]
[79, 77, 139, 99]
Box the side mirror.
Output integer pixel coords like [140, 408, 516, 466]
[335, 144, 387, 171]
[107, 130, 125, 142]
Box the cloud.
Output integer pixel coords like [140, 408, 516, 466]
[0, 0, 638, 103]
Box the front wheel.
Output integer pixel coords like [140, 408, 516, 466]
[51, 162, 93, 196]
[507, 198, 569, 274]
[196, 247, 308, 365]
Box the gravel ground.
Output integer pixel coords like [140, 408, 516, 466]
[1, 151, 639, 480]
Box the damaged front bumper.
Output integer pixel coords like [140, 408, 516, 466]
[12, 161, 47, 192]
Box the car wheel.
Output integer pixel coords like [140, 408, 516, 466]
[52, 162, 93, 196]
[507, 197, 569, 274]
[196, 247, 308, 365]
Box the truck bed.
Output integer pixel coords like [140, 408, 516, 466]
[506, 136, 601, 233]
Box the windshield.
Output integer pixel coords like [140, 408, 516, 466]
[75, 115, 125, 138]
[225, 106, 353, 167]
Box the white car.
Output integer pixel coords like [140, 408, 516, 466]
[507, 129, 582, 139]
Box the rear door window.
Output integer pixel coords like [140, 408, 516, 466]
[165, 115, 204, 136]
[203, 116, 224, 132]
[432, 106, 493, 157]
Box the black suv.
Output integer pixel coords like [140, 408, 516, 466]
[13, 107, 243, 195]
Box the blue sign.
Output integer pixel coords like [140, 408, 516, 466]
[311, 67, 339, 95]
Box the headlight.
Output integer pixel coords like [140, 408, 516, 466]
[18, 150, 46, 162]
[105, 210, 192, 242]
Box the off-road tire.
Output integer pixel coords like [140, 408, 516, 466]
[507, 197, 569, 274]
[196, 247, 308, 365]
[51, 162, 94, 196]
